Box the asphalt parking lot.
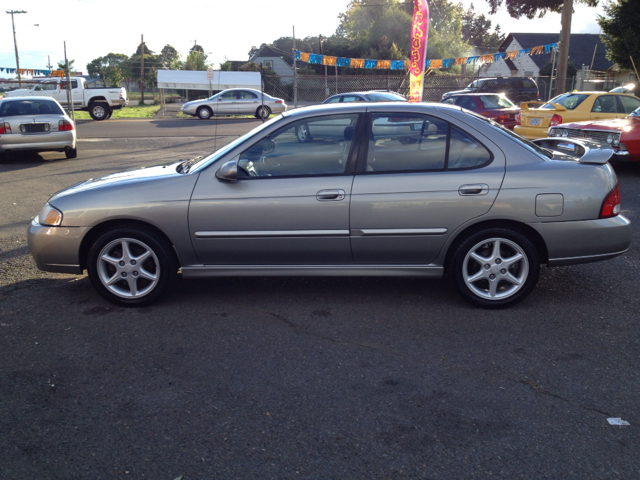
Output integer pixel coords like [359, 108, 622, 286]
[1, 118, 639, 479]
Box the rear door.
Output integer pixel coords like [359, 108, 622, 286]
[350, 111, 505, 265]
[591, 95, 620, 120]
[234, 90, 260, 114]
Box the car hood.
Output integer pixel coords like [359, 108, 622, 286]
[50, 162, 184, 202]
[4, 88, 33, 97]
[560, 116, 640, 132]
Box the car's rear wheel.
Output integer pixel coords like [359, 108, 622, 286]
[87, 226, 177, 307]
[197, 107, 213, 119]
[450, 228, 539, 308]
[296, 123, 312, 142]
[89, 102, 110, 121]
[65, 147, 77, 159]
[255, 105, 271, 119]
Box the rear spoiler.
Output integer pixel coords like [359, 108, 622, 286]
[532, 138, 614, 164]
[520, 102, 566, 111]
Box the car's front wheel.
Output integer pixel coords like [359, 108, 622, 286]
[450, 228, 539, 308]
[197, 107, 213, 119]
[87, 226, 177, 307]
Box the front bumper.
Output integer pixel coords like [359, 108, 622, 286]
[27, 218, 89, 274]
[529, 215, 631, 266]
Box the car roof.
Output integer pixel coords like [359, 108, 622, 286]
[283, 101, 460, 120]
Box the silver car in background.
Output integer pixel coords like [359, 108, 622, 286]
[180, 88, 287, 120]
[28, 103, 631, 308]
[0, 96, 77, 160]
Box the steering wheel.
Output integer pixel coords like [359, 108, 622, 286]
[238, 162, 258, 177]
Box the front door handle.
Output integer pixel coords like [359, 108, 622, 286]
[317, 189, 346, 201]
[458, 184, 489, 196]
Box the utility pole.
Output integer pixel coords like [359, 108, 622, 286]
[556, 0, 573, 95]
[293, 26, 297, 108]
[140, 34, 145, 104]
[320, 34, 328, 97]
[7, 10, 27, 88]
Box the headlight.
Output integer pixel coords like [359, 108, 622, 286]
[549, 128, 559, 137]
[612, 135, 620, 146]
[561, 129, 569, 138]
[607, 133, 614, 144]
[38, 203, 63, 226]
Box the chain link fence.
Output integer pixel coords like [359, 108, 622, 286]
[263, 74, 566, 106]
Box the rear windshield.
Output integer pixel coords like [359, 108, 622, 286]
[366, 92, 407, 102]
[0, 99, 64, 116]
[542, 93, 588, 110]
[479, 95, 514, 109]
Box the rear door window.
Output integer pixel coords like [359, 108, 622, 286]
[365, 113, 492, 173]
[617, 95, 640, 114]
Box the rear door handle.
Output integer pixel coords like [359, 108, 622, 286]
[458, 184, 489, 196]
[317, 189, 346, 201]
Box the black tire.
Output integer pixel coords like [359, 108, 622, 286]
[65, 147, 77, 159]
[255, 105, 271, 119]
[197, 107, 213, 120]
[296, 123, 312, 143]
[89, 102, 111, 121]
[87, 226, 178, 307]
[450, 227, 539, 309]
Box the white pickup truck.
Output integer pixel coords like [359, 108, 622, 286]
[5, 77, 128, 121]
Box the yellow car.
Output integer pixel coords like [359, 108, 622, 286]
[514, 92, 640, 139]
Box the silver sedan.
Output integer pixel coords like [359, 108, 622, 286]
[0, 96, 77, 160]
[180, 88, 287, 120]
[28, 103, 631, 308]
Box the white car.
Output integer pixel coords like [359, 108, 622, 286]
[180, 88, 287, 120]
[0, 96, 77, 160]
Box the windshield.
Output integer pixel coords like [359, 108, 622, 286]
[542, 93, 588, 110]
[479, 95, 514, 109]
[185, 114, 286, 173]
[630, 107, 640, 117]
[463, 110, 553, 159]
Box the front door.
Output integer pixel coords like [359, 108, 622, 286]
[350, 112, 505, 265]
[189, 113, 361, 265]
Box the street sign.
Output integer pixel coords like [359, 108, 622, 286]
[207, 68, 214, 80]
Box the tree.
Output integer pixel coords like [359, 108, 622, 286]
[484, 0, 597, 19]
[183, 50, 209, 71]
[159, 45, 179, 69]
[462, 5, 505, 52]
[57, 59, 75, 72]
[598, 0, 640, 73]
[539, 59, 576, 77]
[87, 53, 128, 86]
[133, 42, 154, 56]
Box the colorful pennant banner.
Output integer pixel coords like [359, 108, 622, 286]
[0, 67, 53, 76]
[293, 43, 558, 71]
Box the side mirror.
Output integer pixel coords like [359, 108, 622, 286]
[215, 160, 238, 181]
[262, 140, 275, 155]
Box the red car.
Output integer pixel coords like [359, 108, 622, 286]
[548, 106, 640, 162]
[440, 93, 520, 129]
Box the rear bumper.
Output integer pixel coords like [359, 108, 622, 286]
[0, 132, 76, 152]
[528, 215, 632, 266]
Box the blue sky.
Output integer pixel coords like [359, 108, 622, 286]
[1, 0, 606, 77]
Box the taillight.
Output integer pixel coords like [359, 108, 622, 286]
[515, 113, 521, 124]
[497, 114, 509, 123]
[58, 119, 74, 131]
[0, 122, 11, 134]
[600, 184, 621, 218]
[550, 114, 563, 126]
